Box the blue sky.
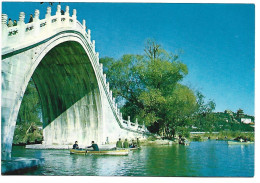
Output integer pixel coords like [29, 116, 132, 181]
[2, 2, 255, 115]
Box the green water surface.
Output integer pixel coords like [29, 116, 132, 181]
[11, 140, 254, 176]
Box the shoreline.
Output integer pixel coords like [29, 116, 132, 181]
[16, 137, 254, 150]
[13, 131, 254, 149]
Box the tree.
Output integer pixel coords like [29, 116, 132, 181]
[14, 79, 43, 145]
[193, 92, 216, 132]
[17, 79, 42, 125]
[100, 55, 144, 118]
[100, 40, 197, 138]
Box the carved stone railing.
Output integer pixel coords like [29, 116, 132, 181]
[1, 5, 149, 135]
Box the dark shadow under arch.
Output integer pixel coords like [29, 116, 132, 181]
[31, 41, 101, 129]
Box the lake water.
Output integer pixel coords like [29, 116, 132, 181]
[11, 140, 254, 176]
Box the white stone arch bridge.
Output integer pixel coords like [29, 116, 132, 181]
[1, 5, 150, 160]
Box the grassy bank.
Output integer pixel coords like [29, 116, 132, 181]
[189, 131, 254, 142]
[143, 130, 255, 144]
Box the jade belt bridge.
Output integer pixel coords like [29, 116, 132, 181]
[1, 5, 149, 160]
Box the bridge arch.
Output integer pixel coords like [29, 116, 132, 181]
[33, 40, 103, 146]
[1, 5, 148, 160]
[2, 31, 104, 160]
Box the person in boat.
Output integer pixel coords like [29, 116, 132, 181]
[87, 141, 99, 151]
[73, 141, 79, 149]
[129, 139, 136, 148]
[123, 139, 129, 148]
[136, 138, 141, 148]
[239, 137, 244, 142]
[116, 138, 123, 148]
[183, 137, 189, 145]
[178, 135, 183, 144]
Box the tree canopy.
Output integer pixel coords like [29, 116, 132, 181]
[100, 40, 199, 137]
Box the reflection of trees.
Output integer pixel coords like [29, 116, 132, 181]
[143, 145, 195, 176]
[65, 154, 99, 175]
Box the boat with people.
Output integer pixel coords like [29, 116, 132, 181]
[70, 148, 129, 155]
[179, 141, 190, 146]
[129, 147, 141, 150]
[179, 137, 190, 146]
[227, 141, 254, 145]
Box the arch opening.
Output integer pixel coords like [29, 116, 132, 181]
[23, 41, 102, 145]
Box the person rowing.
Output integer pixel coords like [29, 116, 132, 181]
[73, 141, 79, 149]
[87, 141, 99, 151]
[129, 139, 136, 148]
[116, 138, 123, 148]
[123, 139, 129, 148]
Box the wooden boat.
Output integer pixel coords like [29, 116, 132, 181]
[180, 142, 190, 146]
[70, 148, 129, 155]
[129, 147, 141, 150]
[70, 149, 87, 155]
[179, 140, 190, 146]
[227, 141, 254, 145]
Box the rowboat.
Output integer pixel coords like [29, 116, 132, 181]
[129, 147, 141, 150]
[179, 140, 190, 146]
[227, 141, 254, 145]
[70, 149, 129, 155]
[179, 142, 190, 146]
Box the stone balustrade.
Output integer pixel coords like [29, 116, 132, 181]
[2, 5, 149, 135]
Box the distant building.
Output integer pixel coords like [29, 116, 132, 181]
[241, 118, 251, 124]
[236, 109, 244, 119]
[224, 110, 233, 116]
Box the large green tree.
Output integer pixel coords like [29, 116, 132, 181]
[100, 40, 197, 138]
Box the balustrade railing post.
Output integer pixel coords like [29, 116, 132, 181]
[128, 116, 131, 127]
[2, 14, 8, 45]
[87, 29, 91, 42]
[56, 4, 61, 26]
[142, 122, 145, 130]
[106, 82, 109, 91]
[45, 7, 51, 31]
[72, 9, 77, 27]
[17, 12, 25, 42]
[92, 40, 95, 52]
[113, 98, 116, 107]
[65, 6, 70, 26]
[135, 118, 138, 129]
[46, 7, 51, 18]
[100, 63, 103, 73]
[96, 52, 99, 64]
[120, 113, 123, 121]
[110, 90, 113, 100]
[34, 9, 40, 21]
[103, 73, 106, 83]
[33, 9, 40, 36]
[82, 19, 86, 32]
